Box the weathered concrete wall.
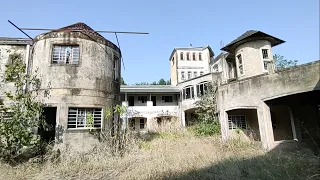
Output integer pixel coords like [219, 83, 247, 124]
[218, 60, 320, 148]
[31, 32, 121, 151]
[0, 45, 28, 104]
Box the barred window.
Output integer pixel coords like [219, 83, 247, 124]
[228, 115, 246, 129]
[68, 108, 102, 129]
[52, 45, 79, 64]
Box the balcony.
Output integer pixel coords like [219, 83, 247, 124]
[121, 101, 179, 118]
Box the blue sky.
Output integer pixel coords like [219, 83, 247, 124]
[1, 0, 319, 85]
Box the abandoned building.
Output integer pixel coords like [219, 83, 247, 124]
[0, 23, 319, 152]
[0, 23, 121, 150]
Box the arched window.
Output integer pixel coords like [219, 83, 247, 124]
[186, 52, 190, 60]
[180, 52, 184, 60]
[181, 71, 185, 80]
[199, 53, 202, 61]
[193, 52, 196, 60]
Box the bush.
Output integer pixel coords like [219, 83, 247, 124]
[193, 122, 221, 136]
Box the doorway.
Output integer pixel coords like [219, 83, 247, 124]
[128, 96, 134, 106]
[151, 96, 157, 106]
[40, 107, 57, 143]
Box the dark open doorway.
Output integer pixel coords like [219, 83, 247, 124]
[40, 107, 57, 143]
[151, 96, 156, 106]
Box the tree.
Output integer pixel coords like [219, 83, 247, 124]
[193, 82, 220, 135]
[121, 77, 126, 85]
[134, 78, 171, 85]
[273, 54, 298, 71]
[0, 53, 49, 163]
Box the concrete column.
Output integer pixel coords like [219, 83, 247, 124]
[288, 107, 298, 141]
[194, 85, 198, 98]
[181, 111, 186, 127]
[219, 110, 229, 141]
[257, 102, 274, 149]
[125, 92, 127, 101]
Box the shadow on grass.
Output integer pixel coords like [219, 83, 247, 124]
[159, 141, 320, 180]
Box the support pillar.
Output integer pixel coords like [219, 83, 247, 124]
[288, 107, 298, 141]
[258, 102, 274, 149]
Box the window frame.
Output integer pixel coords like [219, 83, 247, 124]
[192, 52, 196, 61]
[162, 95, 173, 103]
[186, 52, 190, 61]
[113, 54, 120, 81]
[180, 52, 184, 60]
[181, 71, 185, 81]
[182, 86, 195, 100]
[261, 48, 271, 72]
[236, 53, 244, 76]
[67, 107, 102, 129]
[199, 53, 202, 61]
[140, 118, 145, 129]
[228, 115, 247, 130]
[138, 95, 148, 103]
[200, 71, 204, 76]
[187, 71, 192, 79]
[51, 44, 80, 65]
[193, 71, 198, 78]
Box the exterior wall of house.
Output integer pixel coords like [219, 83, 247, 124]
[124, 93, 179, 107]
[218, 60, 320, 149]
[234, 40, 273, 80]
[0, 44, 29, 104]
[170, 53, 178, 86]
[172, 48, 211, 84]
[31, 31, 120, 151]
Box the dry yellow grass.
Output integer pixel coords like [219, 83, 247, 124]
[0, 131, 319, 180]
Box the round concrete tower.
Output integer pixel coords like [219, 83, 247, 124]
[31, 23, 121, 149]
[221, 30, 285, 79]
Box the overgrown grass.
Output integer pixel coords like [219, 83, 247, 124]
[0, 131, 319, 180]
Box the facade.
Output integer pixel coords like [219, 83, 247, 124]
[1, 25, 319, 152]
[169, 46, 214, 86]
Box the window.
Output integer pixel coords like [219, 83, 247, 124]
[187, 52, 190, 60]
[192, 53, 196, 60]
[237, 54, 244, 75]
[200, 71, 204, 76]
[162, 96, 173, 103]
[228, 115, 246, 130]
[138, 96, 147, 103]
[199, 53, 202, 61]
[140, 118, 145, 129]
[261, 49, 269, 71]
[68, 108, 102, 129]
[180, 52, 184, 60]
[157, 117, 162, 125]
[129, 119, 135, 130]
[228, 62, 235, 79]
[262, 49, 269, 59]
[213, 64, 219, 72]
[182, 86, 194, 99]
[181, 71, 185, 81]
[193, 71, 198, 78]
[187, 71, 192, 79]
[114, 55, 119, 80]
[52, 45, 79, 64]
[196, 82, 209, 96]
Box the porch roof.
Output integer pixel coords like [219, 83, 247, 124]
[120, 85, 180, 93]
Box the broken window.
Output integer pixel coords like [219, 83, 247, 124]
[228, 115, 246, 130]
[138, 96, 147, 103]
[262, 49, 269, 59]
[67, 108, 102, 129]
[187, 71, 192, 79]
[114, 55, 120, 80]
[140, 118, 145, 129]
[52, 45, 79, 65]
[193, 71, 198, 78]
[162, 96, 173, 103]
[181, 71, 185, 81]
[186, 52, 190, 61]
[237, 54, 244, 75]
[183, 86, 194, 99]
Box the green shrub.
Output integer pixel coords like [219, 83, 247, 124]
[194, 122, 221, 136]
